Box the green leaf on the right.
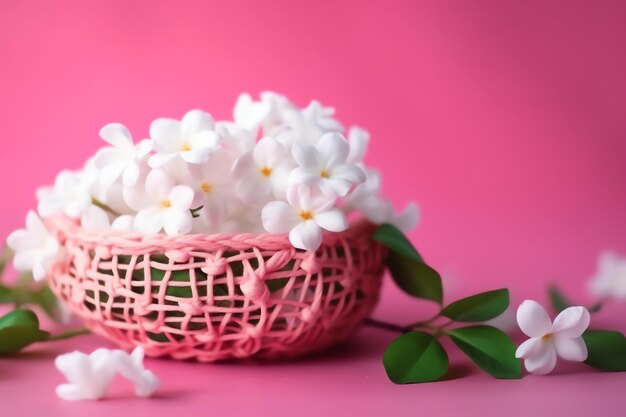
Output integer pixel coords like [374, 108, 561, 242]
[0, 309, 50, 355]
[548, 285, 571, 313]
[582, 330, 626, 371]
[447, 325, 522, 379]
[374, 224, 443, 303]
[441, 289, 509, 322]
[383, 331, 449, 384]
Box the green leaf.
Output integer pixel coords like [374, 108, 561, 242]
[0, 309, 49, 355]
[383, 331, 449, 384]
[386, 251, 443, 303]
[0, 283, 14, 304]
[548, 285, 571, 313]
[441, 289, 509, 322]
[373, 224, 442, 303]
[582, 330, 626, 371]
[447, 325, 521, 379]
[373, 223, 423, 261]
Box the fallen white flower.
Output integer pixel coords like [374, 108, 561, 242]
[55, 347, 159, 401]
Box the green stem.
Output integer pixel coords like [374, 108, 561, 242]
[92, 198, 120, 217]
[45, 328, 90, 341]
[402, 313, 441, 331]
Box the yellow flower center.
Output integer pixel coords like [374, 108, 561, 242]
[259, 166, 273, 177]
[541, 333, 554, 342]
[180, 144, 191, 151]
[299, 210, 314, 221]
[200, 181, 212, 194]
[320, 169, 331, 178]
[161, 200, 172, 208]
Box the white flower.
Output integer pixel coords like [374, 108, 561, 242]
[7, 211, 65, 281]
[233, 93, 270, 136]
[290, 132, 365, 197]
[55, 347, 159, 401]
[262, 184, 348, 251]
[232, 136, 295, 204]
[112, 347, 160, 398]
[275, 100, 344, 148]
[588, 251, 626, 300]
[36, 170, 93, 219]
[55, 348, 117, 401]
[187, 149, 234, 227]
[94, 123, 153, 188]
[124, 169, 194, 236]
[149, 109, 221, 168]
[515, 300, 590, 375]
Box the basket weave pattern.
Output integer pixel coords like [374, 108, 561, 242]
[48, 221, 385, 361]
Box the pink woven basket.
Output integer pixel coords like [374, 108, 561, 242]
[47, 218, 386, 361]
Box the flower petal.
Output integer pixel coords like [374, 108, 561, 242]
[99, 123, 132, 149]
[552, 306, 590, 338]
[145, 169, 175, 200]
[150, 118, 180, 147]
[168, 185, 195, 210]
[181, 109, 214, 137]
[148, 152, 177, 168]
[314, 208, 348, 232]
[319, 177, 352, 197]
[347, 126, 370, 163]
[289, 221, 322, 251]
[80, 206, 111, 232]
[134, 208, 164, 234]
[190, 130, 220, 150]
[181, 149, 212, 164]
[515, 337, 544, 359]
[331, 164, 365, 184]
[162, 210, 193, 236]
[292, 143, 318, 168]
[523, 344, 557, 375]
[517, 300, 552, 337]
[315, 132, 349, 167]
[262, 201, 298, 234]
[554, 336, 588, 362]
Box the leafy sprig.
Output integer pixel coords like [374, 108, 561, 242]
[372, 224, 626, 383]
[0, 248, 89, 355]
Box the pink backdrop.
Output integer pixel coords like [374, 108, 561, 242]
[2, 0, 625, 304]
[1, 1, 625, 416]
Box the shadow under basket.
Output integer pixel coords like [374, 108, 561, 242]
[48, 219, 386, 362]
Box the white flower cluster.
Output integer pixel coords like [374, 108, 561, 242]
[8, 92, 418, 279]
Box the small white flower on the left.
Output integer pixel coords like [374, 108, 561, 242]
[7, 210, 65, 281]
[124, 169, 195, 236]
[55, 347, 159, 401]
[262, 184, 348, 251]
[55, 348, 117, 401]
[36, 170, 93, 219]
[515, 300, 590, 375]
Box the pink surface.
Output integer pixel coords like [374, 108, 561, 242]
[1, 1, 625, 416]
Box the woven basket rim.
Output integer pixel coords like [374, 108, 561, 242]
[50, 216, 377, 252]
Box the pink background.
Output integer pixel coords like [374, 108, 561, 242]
[1, 1, 625, 416]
